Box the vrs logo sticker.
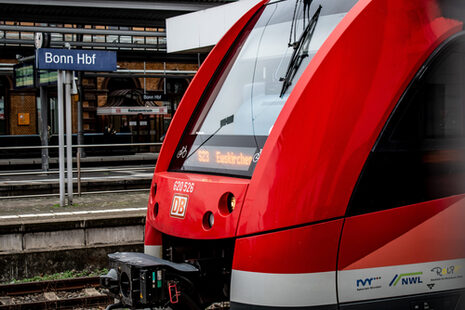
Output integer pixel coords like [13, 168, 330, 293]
[170, 194, 188, 218]
[356, 277, 382, 291]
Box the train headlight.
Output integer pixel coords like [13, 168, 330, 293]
[209, 212, 215, 227]
[228, 194, 236, 213]
[203, 211, 214, 230]
[152, 183, 157, 196]
[219, 192, 235, 215]
[153, 202, 159, 218]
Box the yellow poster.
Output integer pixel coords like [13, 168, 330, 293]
[18, 113, 30, 125]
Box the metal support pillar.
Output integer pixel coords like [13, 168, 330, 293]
[65, 71, 73, 205]
[57, 70, 65, 207]
[39, 86, 49, 171]
[163, 62, 167, 95]
[143, 61, 146, 94]
[77, 71, 85, 158]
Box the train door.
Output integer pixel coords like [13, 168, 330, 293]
[337, 33, 465, 309]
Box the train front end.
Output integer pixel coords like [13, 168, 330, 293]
[102, 0, 465, 309]
[140, 1, 359, 308]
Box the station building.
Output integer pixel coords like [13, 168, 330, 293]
[0, 0, 245, 148]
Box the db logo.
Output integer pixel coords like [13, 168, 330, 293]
[170, 194, 188, 218]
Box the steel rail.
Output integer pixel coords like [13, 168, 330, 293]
[0, 0, 219, 11]
[0, 166, 153, 177]
[84, 72, 194, 78]
[77, 142, 162, 148]
[0, 295, 111, 309]
[0, 276, 111, 310]
[0, 188, 149, 200]
[0, 142, 162, 150]
[60, 41, 165, 49]
[117, 69, 197, 74]
[0, 145, 58, 150]
[0, 142, 159, 198]
[0, 39, 166, 50]
[0, 277, 100, 296]
[0, 64, 194, 75]
[0, 25, 165, 37]
[75, 142, 162, 148]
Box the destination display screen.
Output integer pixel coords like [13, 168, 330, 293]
[14, 63, 35, 89]
[182, 146, 258, 172]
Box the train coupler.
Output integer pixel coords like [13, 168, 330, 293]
[100, 252, 199, 308]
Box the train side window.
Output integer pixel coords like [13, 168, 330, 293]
[347, 33, 465, 216]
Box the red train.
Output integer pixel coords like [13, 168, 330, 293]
[101, 0, 465, 309]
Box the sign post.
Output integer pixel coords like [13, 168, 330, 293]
[39, 85, 49, 171]
[57, 70, 65, 206]
[36, 48, 116, 206]
[65, 71, 73, 205]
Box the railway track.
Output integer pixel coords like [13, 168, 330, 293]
[0, 277, 112, 309]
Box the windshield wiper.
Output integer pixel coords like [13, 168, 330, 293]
[183, 114, 234, 162]
[280, 4, 322, 97]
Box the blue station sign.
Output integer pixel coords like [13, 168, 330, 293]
[36, 48, 117, 72]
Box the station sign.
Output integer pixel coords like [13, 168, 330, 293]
[36, 48, 117, 72]
[97, 106, 168, 115]
[143, 91, 170, 102]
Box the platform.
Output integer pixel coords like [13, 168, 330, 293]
[0, 192, 150, 282]
[0, 191, 149, 224]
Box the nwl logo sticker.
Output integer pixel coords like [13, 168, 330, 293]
[389, 272, 423, 286]
[170, 194, 188, 218]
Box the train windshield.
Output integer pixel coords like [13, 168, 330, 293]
[170, 0, 357, 177]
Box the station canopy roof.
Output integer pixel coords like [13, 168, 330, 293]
[0, 0, 237, 27]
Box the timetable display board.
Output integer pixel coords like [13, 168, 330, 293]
[14, 62, 35, 89]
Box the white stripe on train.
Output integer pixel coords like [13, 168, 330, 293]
[230, 270, 336, 307]
[338, 258, 465, 303]
[230, 258, 465, 307]
[144, 245, 163, 258]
